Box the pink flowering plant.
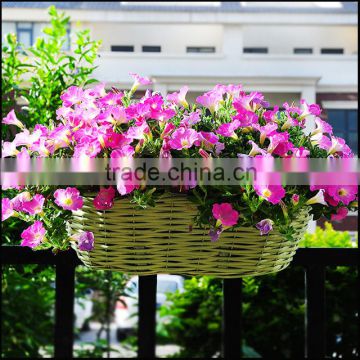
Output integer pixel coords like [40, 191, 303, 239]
[1, 73, 358, 252]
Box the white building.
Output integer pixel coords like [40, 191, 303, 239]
[2, 1, 358, 231]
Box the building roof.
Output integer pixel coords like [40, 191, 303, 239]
[2, 1, 358, 13]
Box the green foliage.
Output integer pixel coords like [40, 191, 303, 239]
[1, 265, 55, 357]
[300, 222, 356, 248]
[1, 5, 101, 129]
[159, 226, 358, 358]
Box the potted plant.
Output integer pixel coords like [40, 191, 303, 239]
[2, 73, 357, 277]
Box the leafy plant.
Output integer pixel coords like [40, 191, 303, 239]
[1, 5, 101, 130]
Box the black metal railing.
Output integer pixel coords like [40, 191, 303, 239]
[1, 247, 358, 358]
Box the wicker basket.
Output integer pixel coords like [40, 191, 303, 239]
[70, 193, 311, 278]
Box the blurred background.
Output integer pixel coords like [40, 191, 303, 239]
[1, 1, 358, 358]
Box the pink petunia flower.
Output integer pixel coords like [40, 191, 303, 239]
[299, 99, 322, 118]
[110, 145, 135, 158]
[326, 185, 357, 205]
[93, 187, 116, 210]
[126, 122, 151, 141]
[11, 191, 32, 211]
[212, 203, 239, 227]
[180, 111, 201, 127]
[2, 198, 14, 221]
[168, 127, 199, 150]
[3, 110, 25, 129]
[20, 220, 46, 248]
[152, 108, 176, 123]
[60, 86, 84, 107]
[252, 123, 278, 145]
[291, 194, 300, 206]
[166, 86, 189, 108]
[267, 132, 294, 156]
[129, 73, 152, 92]
[327, 136, 352, 157]
[254, 185, 286, 205]
[310, 133, 332, 151]
[311, 117, 333, 136]
[232, 106, 259, 127]
[72, 231, 95, 251]
[22, 194, 45, 215]
[2, 141, 19, 157]
[248, 140, 268, 157]
[195, 131, 219, 149]
[331, 207, 348, 222]
[54, 187, 83, 211]
[290, 147, 310, 158]
[196, 90, 223, 113]
[73, 138, 102, 158]
[216, 120, 241, 139]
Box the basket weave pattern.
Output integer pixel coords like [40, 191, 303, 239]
[71, 193, 311, 278]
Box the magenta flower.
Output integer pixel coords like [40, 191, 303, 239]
[93, 187, 116, 210]
[299, 99, 322, 118]
[262, 106, 279, 123]
[168, 127, 199, 150]
[3, 110, 25, 129]
[232, 107, 259, 127]
[248, 140, 268, 157]
[54, 187, 83, 211]
[233, 92, 268, 112]
[216, 120, 241, 139]
[196, 90, 223, 113]
[180, 111, 201, 127]
[331, 207, 348, 222]
[311, 117, 333, 136]
[22, 194, 45, 215]
[152, 108, 176, 122]
[73, 138, 102, 158]
[326, 185, 357, 205]
[166, 86, 189, 108]
[291, 194, 300, 206]
[20, 220, 46, 248]
[212, 203, 239, 227]
[327, 136, 352, 157]
[116, 177, 140, 196]
[129, 73, 152, 92]
[60, 86, 84, 107]
[2, 198, 14, 221]
[11, 191, 32, 211]
[267, 132, 294, 156]
[2, 141, 19, 157]
[73, 231, 95, 251]
[256, 219, 274, 235]
[199, 148, 211, 158]
[291, 147, 310, 158]
[195, 131, 219, 149]
[252, 123, 278, 145]
[98, 92, 123, 107]
[311, 133, 332, 150]
[160, 122, 176, 139]
[254, 185, 286, 205]
[126, 122, 151, 141]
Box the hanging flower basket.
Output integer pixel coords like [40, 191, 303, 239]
[71, 193, 311, 277]
[2, 73, 357, 278]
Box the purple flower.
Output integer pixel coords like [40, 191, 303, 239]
[74, 231, 95, 251]
[168, 127, 199, 150]
[209, 226, 223, 242]
[20, 220, 46, 248]
[256, 219, 274, 236]
[180, 111, 201, 127]
[60, 86, 84, 107]
[166, 86, 189, 108]
[196, 90, 223, 113]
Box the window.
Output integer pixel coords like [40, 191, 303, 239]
[294, 48, 313, 54]
[186, 46, 215, 53]
[142, 45, 161, 53]
[111, 45, 134, 52]
[321, 48, 344, 54]
[243, 47, 268, 54]
[16, 22, 33, 47]
[326, 109, 358, 153]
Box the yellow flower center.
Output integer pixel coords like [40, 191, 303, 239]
[262, 189, 272, 198]
[64, 198, 73, 206]
[338, 188, 347, 196]
[181, 140, 189, 147]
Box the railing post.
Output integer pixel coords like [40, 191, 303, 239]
[222, 278, 242, 358]
[138, 275, 157, 358]
[54, 253, 76, 358]
[305, 265, 326, 359]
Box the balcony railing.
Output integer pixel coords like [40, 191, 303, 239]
[1, 246, 358, 358]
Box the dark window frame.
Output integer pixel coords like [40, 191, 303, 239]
[186, 46, 216, 53]
[142, 45, 161, 53]
[16, 22, 33, 47]
[243, 47, 268, 54]
[321, 48, 344, 54]
[294, 48, 313, 54]
[111, 45, 135, 52]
